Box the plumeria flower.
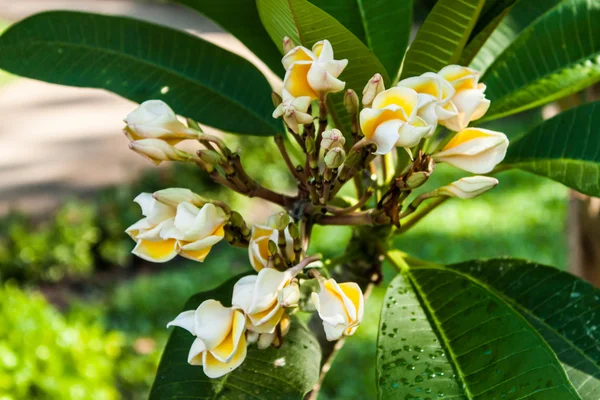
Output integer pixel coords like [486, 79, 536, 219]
[248, 215, 295, 272]
[437, 66, 491, 131]
[272, 89, 313, 133]
[432, 128, 509, 174]
[282, 40, 348, 100]
[167, 300, 247, 378]
[436, 176, 499, 199]
[359, 87, 432, 155]
[321, 129, 346, 150]
[124, 100, 198, 144]
[232, 263, 303, 349]
[397, 72, 458, 136]
[161, 202, 228, 262]
[126, 191, 227, 263]
[311, 277, 364, 341]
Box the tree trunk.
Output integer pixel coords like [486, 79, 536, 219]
[568, 191, 600, 286]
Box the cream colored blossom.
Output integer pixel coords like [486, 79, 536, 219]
[126, 193, 227, 263]
[437, 66, 490, 131]
[248, 217, 294, 272]
[359, 87, 432, 155]
[232, 265, 302, 348]
[282, 40, 348, 100]
[362, 73, 385, 107]
[397, 72, 458, 136]
[311, 277, 364, 341]
[124, 100, 198, 144]
[167, 300, 247, 378]
[436, 176, 499, 199]
[272, 89, 313, 133]
[432, 128, 509, 174]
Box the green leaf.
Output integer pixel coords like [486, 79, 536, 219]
[502, 101, 600, 197]
[481, 0, 600, 121]
[377, 253, 594, 399]
[257, 0, 389, 133]
[468, 0, 518, 42]
[0, 11, 279, 136]
[449, 259, 600, 399]
[469, 0, 563, 74]
[400, 0, 486, 80]
[174, 0, 284, 77]
[150, 273, 321, 399]
[459, 4, 513, 65]
[309, 0, 414, 78]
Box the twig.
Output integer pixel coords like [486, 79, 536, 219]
[396, 197, 448, 234]
[275, 135, 303, 184]
[317, 211, 373, 226]
[326, 187, 374, 215]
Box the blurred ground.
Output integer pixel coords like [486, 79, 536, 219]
[0, 0, 276, 216]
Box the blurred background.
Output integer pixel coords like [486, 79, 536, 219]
[0, 0, 587, 399]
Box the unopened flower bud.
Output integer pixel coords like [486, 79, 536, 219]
[197, 149, 224, 166]
[406, 171, 431, 189]
[268, 240, 279, 256]
[153, 188, 206, 207]
[124, 100, 198, 143]
[287, 222, 300, 239]
[436, 176, 499, 199]
[324, 147, 346, 169]
[305, 135, 316, 154]
[280, 313, 291, 336]
[321, 129, 346, 150]
[266, 212, 291, 230]
[229, 211, 246, 229]
[344, 89, 359, 114]
[129, 139, 192, 165]
[362, 73, 385, 107]
[282, 36, 295, 54]
[278, 283, 300, 308]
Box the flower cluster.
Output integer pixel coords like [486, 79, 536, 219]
[165, 221, 363, 378]
[122, 37, 510, 380]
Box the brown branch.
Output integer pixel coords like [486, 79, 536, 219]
[317, 211, 373, 226]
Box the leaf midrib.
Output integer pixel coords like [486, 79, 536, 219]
[0, 38, 276, 132]
[413, 264, 592, 396]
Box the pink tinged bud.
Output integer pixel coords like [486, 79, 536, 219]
[129, 139, 192, 165]
[344, 89, 359, 114]
[362, 73, 385, 106]
[321, 129, 346, 150]
[324, 147, 346, 169]
[282, 36, 295, 54]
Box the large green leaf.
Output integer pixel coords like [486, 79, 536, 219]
[400, 0, 486, 80]
[450, 259, 600, 399]
[257, 0, 389, 133]
[0, 11, 279, 136]
[470, 0, 563, 74]
[309, 0, 413, 79]
[502, 101, 600, 197]
[377, 254, 599, 399]
[481, 0, 600, 121]
[174, 0, 284, 77]
[150, 273, 321, 399]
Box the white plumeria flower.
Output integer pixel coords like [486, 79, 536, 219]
[437, 66, 491, 131]
[272, 89, 313, 133]
[126, 193, 178, 262]
[433, 128, 509, 174]
[129, 138, 192, 165]
[359, 87, 432, 155]
[126, 193, 227, 263]
[282, 40, 348, 100]
[167, 300, 247, 378]
[152, 188, 206, 208]
[397, 72, 458, 137]
[311, 277, 364, 341]
[232, 264, 302, 349]
[161, 202, 228, 262]
[248, 221, 294, 272]
[124, 100, 198, 144]
[436, 176, 499, 199]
